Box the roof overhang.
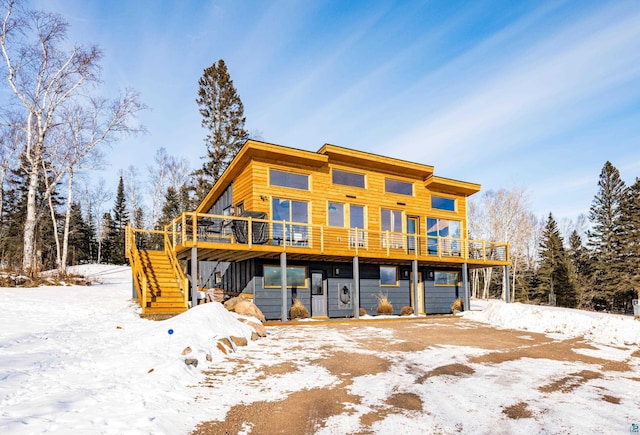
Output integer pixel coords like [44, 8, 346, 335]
[424, 175, 481, 197]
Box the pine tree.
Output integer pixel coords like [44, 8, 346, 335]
[100, 212, 116, 264]
[587, 161, 626, 305]
[567, 230, 592, 308]
[616, 177, 640, 309]
[538, 213, 577, 308]
[195, 59, 248, 198]
[67, 202, 92, 266]
[110, 177, 129, 264]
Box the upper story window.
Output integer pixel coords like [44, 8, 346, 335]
[269, 169, 309, 190]
[332, 169, 365, 188]
[385, 178, 413, 196]
[432, 195, 456, 211]
[328, 202, 345, 227]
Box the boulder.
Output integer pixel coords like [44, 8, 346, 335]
[225, 299, 266, 323]
[230, 336, 248, 347]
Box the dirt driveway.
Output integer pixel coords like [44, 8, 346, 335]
[192, 317, 640, 434]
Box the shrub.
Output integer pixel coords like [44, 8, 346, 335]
[359, 307, 367, 317]
[289, 298, 309, 319]
[451, 298, 464, 313]
[376, 293, 394, 315]
[400, 306, 414, 316]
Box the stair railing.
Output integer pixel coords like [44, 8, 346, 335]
[125, 223, 147, 311]
[164, 229, 189, 310]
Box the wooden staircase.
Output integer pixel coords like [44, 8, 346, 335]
[136, 249, 188, 317]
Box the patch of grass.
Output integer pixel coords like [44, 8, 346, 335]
[400, 306, 414, 316]
[502, 402, 533, 419]
[290, 298, 309, 319]
[375, 293, 393, 315]
[451, 298, 464, 313]
[359, 307, 367, 317]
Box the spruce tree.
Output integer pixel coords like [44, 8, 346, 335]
[587, 161, 626, 305]
[567, 230, 591, 308]
[67, 202, 92, 266]
[617, 178, 640, 307]
[110, 177, 129, 264]
[538, 213, 577, 308]
[196, 59, 248, 198]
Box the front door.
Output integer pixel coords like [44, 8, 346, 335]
[311, 271, 327, 317]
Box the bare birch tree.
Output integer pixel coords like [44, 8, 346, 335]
[468, 188, 535, 301]
[147, 147, 191, 228]
[0, 1, 102, 273]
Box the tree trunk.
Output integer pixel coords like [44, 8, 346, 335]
[61, 169, 74, 272]
[22, 164, 39, 274]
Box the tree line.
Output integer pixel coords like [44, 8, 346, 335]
[0, 1, 247, 275]
[469, 162, 639, 313]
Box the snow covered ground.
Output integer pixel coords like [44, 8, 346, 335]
[1, 264, 639, 434]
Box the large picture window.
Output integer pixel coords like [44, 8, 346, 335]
[269, 169, 309, 190]
[432, 195, 456, 212]
[380, 266, 398, 286]
[427, 218, 461, 256]
[385, 178, 413, 196]
[272, 198, 309, 245]
[349, 204, 365, 247]
[434, 271, 459, 286]
[264, 265, 308, 288]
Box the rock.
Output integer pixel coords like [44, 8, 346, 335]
[217, 341, 228, 354]
[251, 332, 259, 341]
[206, 353, 212, 362]
[224, 297, 242, 310]
[181, 346, 192, 355]
[239, 318, 266, 337]
[233, 300, 266, 323]
[230, 336, 247, 347]
[184, 358, 198, 367]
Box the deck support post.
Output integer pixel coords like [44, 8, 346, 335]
[462, 263, 470, 312]
[191, 247, 198, 309]
[412, 259, 419, 315]
[353, 256, 360, 319]
[280, 252, 288, 322]
[504, 265, 511, 303]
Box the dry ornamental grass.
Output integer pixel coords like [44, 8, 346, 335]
[290, 298, 309, 319]
[376, 294, 394, 315]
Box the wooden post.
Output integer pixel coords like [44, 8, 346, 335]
[191, 246, 198, 309]
[462, 263, 470, 312]
[353, 256, 360, 319]
[504, 265, 511, 303]
[281, 252, 288, 321]
[412, 259, 419, 315]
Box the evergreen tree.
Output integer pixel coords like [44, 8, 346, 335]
[538, 213, 577, 308]
[110, 177, 129, 264]
[587, 161, 626, 305]
[567, 230, 592, 308]
[195, 59, 248, 199]
[616, 178, 640, 309]
[100, 212, 116, 264]
[67, 202, 93, 266]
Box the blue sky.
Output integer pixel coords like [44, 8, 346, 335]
[34, 0, 640, 223]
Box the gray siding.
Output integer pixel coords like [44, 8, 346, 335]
[327, 279, 356, 317]
[253, 276, 311, 321]
[359, 279, 410, 315]
[206, 183, 233, 215]
[424, 281, 459, 314]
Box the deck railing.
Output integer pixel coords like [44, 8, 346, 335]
[164, 212, 509, 264]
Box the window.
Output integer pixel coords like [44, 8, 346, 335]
[432, 195, 455, 211]
[264, 265, 308, 288]
[269, 169, 309, 190]
[381, 209, 403, 248]
[328, 202, 344, 227]
[435, 271, 459, 286]
[427, 218, 461, 256]
[272, 198, 309, 245]
[332, 169, 365, 188]
[380, 266, 398, 286]
[349, 204, 365, 247]
[385, 178, 413, 196]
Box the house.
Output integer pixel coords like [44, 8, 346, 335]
[126, 140, 510, 319]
